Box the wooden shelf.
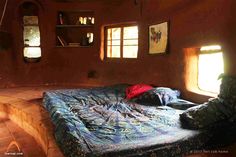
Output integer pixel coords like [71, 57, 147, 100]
[56, 45, 92, 48]
[56, 24, 94, 28]
[56, 10, 95, 48]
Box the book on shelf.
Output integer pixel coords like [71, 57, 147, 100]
[57, 36, 67, 46]
[68, 43, 80, 46]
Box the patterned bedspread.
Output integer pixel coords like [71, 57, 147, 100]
[42, 85, 211, 157]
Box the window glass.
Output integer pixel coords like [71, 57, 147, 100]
[106, 25, 138, 59]
[24, 47, 41, 58]
[123, 39, 138, 46]
[23, 15, 41, 59]
[24, 26, 40, 46]
[198, 45, 224, 93]
[107, 46, 120, 58]
[111, 28, 121, 39]
[107, 39, 120, 46]
[123, 46, 138, 58]
[123, 26, 138, 58]
[23, 16, 38, 25]
[123, 26, 138, 39]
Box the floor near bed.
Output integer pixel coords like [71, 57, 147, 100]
[0, 118, 45, 157]
[0, 86, 67, 157]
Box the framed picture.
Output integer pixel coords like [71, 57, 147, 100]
[149, 22, 168, 54]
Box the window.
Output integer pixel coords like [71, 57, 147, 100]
[23, 16, 41, 59]
[198, 45, 224, 93]
[20, 2, 41, 62]
[105, 25, 138, 59]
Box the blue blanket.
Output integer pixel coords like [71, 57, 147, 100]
[43, 85, 210, 157]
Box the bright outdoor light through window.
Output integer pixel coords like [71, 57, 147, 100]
[24, 47, 41, 58]
[106, 25, 138, 59]
[200, 45, 221, 51]
[123, 26, 138, 58]
[23, 16, 41, 59]
[107, 28, 121, 58]
[198, 45, 224, 93]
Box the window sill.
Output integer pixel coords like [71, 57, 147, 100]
[189, 88, 218, 98]
[102, 58, 138, 63]
[105, 58, 138, 60]
[24, 57, 41, 63]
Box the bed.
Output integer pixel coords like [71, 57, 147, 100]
[43, 83, 236, 157]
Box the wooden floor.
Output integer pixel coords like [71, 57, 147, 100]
[0, 118, 45, 157]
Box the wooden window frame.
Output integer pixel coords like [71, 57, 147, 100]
[104, 23, 138, 59]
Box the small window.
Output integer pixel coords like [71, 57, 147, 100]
[105, 25, 138, 59]
[20, 2, 41, 62]
[23, 16, 41, 59]
[198, 45, 224, 93]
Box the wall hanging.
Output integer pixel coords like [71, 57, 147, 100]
[149, 21, 168, 54]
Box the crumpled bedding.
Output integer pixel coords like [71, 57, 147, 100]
[42, 84, 214, 157]
[180, 75, 236, 130]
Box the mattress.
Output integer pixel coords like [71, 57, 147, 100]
[42, 85, 212, 157]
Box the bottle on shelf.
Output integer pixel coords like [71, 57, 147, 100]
[58, 12, 64, 25]
[87, 32, 94, 44]
[75, 17, 95, 25]
[91, 17, 95, 24]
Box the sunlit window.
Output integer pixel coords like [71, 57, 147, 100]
[23, 16, 41, 60]
[106, 25, 138, 58]
[20, 2, 42, 62]
[198, 45, 224, 93]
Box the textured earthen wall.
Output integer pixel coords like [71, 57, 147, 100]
[0, 0, 234, 102]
